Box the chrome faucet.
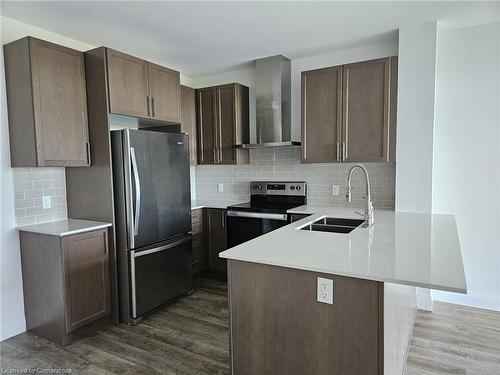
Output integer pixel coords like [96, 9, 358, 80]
[346, 164, 374, 227]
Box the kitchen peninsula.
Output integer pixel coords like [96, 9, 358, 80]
[220, 207, 467, 375]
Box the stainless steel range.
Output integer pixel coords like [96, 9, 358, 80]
[227, 181, 306, 248]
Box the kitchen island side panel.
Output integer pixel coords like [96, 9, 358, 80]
[384, 282, 417, 375]
[228, 260, 383, 375]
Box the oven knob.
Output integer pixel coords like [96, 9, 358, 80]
[296, 186, 301, 190]
[257, 184, 263, 190]
[290, 186, 295, 190]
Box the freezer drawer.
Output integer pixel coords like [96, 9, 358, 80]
[130, 235, 192, 318]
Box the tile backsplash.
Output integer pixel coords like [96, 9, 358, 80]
[11, 150, 395, 228]
[195, 148, 396, 209]
[12, 168, 67, 226]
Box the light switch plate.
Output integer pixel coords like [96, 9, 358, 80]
[218, 183, 224, 193]
[42, 195, 51, 210]
[317, 277, 333, 304]
[332, 185, 340, 196]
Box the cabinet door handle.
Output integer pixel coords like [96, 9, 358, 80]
[198, 91, 204, 163]
[342, 142, 347, 161]
[146, 96, 151, 117]
[218, 90, 223, 162]
[221, 211, 225, 229]
[103, 230, 108, 254]
[151, 97, 156, 117]
[336, 142, 340, 162]
[86, 142, 91, 165]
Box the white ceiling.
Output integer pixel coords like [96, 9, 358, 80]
[2, 1, 499, 77]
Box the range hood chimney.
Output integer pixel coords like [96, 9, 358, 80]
[239, 55, 300, 148]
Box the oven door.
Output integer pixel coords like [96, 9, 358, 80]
[227, 211, 289, 248]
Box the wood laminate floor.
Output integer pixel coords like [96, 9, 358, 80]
[405, 302, 500, 375]
[1, 278, 499, 374]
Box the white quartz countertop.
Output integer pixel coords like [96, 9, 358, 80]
[220, 206, 467, 293]
[18, 219, 112, 237]
[191, 199, 245, 210]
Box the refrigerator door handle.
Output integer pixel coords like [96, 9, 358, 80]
[130, 250, 137, 318]
[123, 130, 135, 249]
[130, 147, 141, 236]
[134, 236, 191, 258]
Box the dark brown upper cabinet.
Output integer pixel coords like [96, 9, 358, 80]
[196, 83, 249, 165]
[106, 49, 149, 118]
[148, 63, 181, 122]
[197, 87, 217, 164]
[106, 49, 180, 123]
[4, 37, 90, 167]
[342, 57, 396, 162]
[301, 56, 397, 163]
[301, 66, 342, 163]
[180, 85, 198, 165]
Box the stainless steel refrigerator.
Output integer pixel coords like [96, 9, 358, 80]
[111, 129, 192, 324]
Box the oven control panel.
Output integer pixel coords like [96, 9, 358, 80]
[250, 181, 306, 196]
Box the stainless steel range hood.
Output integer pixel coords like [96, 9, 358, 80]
[238, 55, 300, 148]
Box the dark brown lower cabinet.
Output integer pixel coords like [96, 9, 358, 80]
[191, 208, 204, 274]
[19, 228, 111, 345]
[228, 260, 383, 375]
[205, 208, 227, 272]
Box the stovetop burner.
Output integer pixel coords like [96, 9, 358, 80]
[227, 181, 307, 214]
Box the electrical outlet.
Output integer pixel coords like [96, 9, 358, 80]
[317, 277, 333, 304]
[332, 185, 340, 196]
[42, 195, 51, 210]
[217, 183, 224, 193]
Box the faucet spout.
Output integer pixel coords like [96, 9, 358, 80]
[346, 164, 374, 227]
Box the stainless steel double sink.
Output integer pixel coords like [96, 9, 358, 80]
[300, 217, 365, 234]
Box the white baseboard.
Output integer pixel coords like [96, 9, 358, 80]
[431, 290, 500, 311]
[0, 317, 26, 341]
[416, 287, 433, 311]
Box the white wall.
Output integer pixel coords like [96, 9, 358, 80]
[290, 41, 398, 141]
[0, 17, 95, 341]
[395, 22, 438, 311]
[192, 67, 257, 142]
[0, 16, 200, 340]
[0, 17, 25, 342]
[431, 21, 500, 311]
[191, 40, 398, 144]
[395, 22, 437, 214]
